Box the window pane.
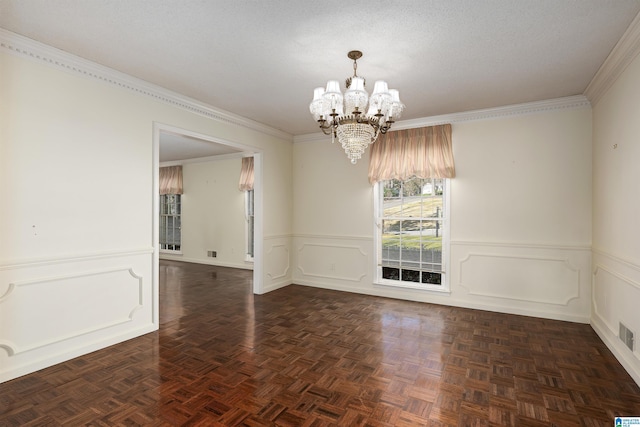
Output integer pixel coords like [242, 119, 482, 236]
[175, 217, 181, 244]
[160, 195, 167, 215]
[382, 267, 400, 280]
[383, 198, 401, 218]
[382, 180, 401, 199]
[160, 216, 167, 242]
[401, 269, 420, 283]
[382, 219, 400, 266]
[159, 194, 181, 251]
[422, 272, 442, 285]
[400, 220, 420, 270]
[245, 190, 255, 259]
[421, 219, 442, 271]
[379, 178, 446, 286]
[420, 196, 443, 218]
[401, 177, 424, 198]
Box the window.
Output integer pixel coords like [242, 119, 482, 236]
[245, 189, 254, 261]
[160, 194, 181, 252]
[375, 177, 449, 291]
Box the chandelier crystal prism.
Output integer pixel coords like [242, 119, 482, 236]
[309, 50, 404, 164]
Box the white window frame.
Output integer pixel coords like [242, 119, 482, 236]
[373, 178, 450, 292]
[245, 189, 254, 263]
[159, 193, 182, 254]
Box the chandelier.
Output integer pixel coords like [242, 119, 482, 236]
[309, 50, 404, 164]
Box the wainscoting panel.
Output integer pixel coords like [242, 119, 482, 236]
[450, 242, 591, 322]
[263, 236, 292, 293]
[296, 239, 369, 285]
[0, 249, 155, 383]
[292, 235, 375, 296]
[591, 249, 640, 385]
[459, 254, 580, 305]
[292, 237, 591, 323]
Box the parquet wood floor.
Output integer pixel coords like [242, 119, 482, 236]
[1, 260, 639, 426]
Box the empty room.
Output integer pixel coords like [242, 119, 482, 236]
[2, 1, 640, 425]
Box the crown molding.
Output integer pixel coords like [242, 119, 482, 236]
[293, 95, 590, 143]
[0, 28, 292, 141]
[585, 11, 640, 106]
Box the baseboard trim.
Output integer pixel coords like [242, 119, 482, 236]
[591, 315, 640, 387]
[292, 279, 589, 324]
[0, 323, 157, 384]
[159, 256, 253, 271]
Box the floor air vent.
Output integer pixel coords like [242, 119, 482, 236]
[619, 322, 634, 351]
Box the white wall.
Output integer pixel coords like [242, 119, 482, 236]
[160, 157, 253, 270]
[293, 106, 593, 323]
[0, 32, 293, 382]
[590, 50, 640, 385]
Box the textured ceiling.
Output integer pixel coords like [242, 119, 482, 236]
[158, 132, 243, 163]
[2, 0, 640, 138]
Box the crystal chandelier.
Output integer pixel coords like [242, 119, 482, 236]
[309, 50, 404, 164]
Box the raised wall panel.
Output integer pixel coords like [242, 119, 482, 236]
[292, 236, 591, 323]
[263, 236, 292, 293]
[591, 250, 640, 385]
[459, 253, 580, 305]
[297, 242, 368, 283]
[0, 268, 142, 356]
[0, 250, 155, 383]
[451, 242, 591, 322]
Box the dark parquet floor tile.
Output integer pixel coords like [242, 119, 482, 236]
[1, 259, 640, 426]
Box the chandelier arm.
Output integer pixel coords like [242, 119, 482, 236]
[318, 119, 335, 136]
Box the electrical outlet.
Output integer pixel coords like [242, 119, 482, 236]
[207, 250, 217, 258]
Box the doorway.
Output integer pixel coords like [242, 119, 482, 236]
[152, 123, 263, 326]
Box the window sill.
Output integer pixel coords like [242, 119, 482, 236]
[374, 280, 450, 294]
[160, 250, 183, 255]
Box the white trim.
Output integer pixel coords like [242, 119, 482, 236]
[0, 28, 292, 141]
[159, 249, 182, 255]
[160, 152, 246, 167]
[159, 255, 254, 271]
[293, 279, 590, 324]
[0, 248, 154, 270]
[373, 279, 449, 294]
[592, 247, 640, 273]
[265, 244, 289, 280]
[152, 124, 161, 328]
[592, 318, 640, 387]
[153, 123, 263, 294]
[585, 11, 640, 106]
[1, 267, 144, 355]
[458, 253, 581, 305]
[252, 152, 264, 294]
[451, 240, 592, 252]
[372, 178, 451, 292]
[293, 233, 372, 242]
[0, 28, 597, 145]
[264, 234, 294, 240]
[294, 95, 591, 143]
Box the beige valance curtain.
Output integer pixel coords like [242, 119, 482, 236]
[159, 166, 183, 195]
[238, 157, 254, 191]
[368, 124, 455, 184]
